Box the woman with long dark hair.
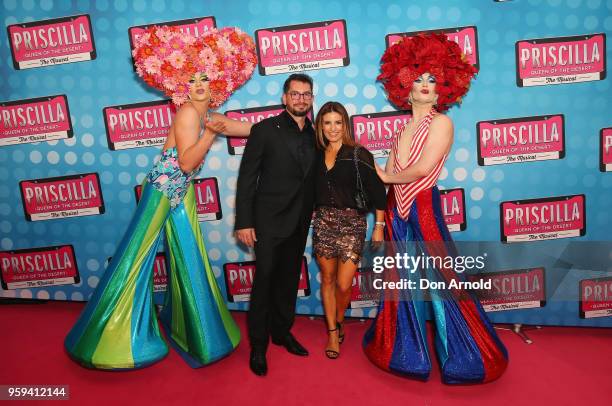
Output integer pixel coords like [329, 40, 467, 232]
[312, 101, 386, 359]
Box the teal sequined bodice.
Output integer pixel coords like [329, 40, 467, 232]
[146, 147, 202, 208]
[146, 111, 208, 208]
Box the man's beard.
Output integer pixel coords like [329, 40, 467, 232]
[286, 104, 309, 117]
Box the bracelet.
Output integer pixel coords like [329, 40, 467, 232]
[374, 222, 385, 228]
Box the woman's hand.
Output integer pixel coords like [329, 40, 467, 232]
[372, 226, 384, 241]
[371, 224, 384, 249]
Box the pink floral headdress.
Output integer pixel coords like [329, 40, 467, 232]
[132, 26, 257, 107]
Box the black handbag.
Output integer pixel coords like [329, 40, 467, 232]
[353, 146, 371, 212]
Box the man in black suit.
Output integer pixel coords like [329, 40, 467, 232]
[235, 74, 316, 376]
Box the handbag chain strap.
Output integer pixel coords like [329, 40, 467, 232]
[353, 146, 365, 192]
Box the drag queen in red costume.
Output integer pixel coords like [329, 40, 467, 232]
[363, 33, 508, 384]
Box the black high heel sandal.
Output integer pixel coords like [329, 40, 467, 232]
[325, 327, 340, 359]
[337, 321, 345, 344]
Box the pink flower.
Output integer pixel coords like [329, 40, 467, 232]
[154, 45, 172, 58]
[134, 32, 150, 47]
[163, 77, 177, 91]
[241, 67, 253, 78]
[218, 36, 232, 50]
[168, 36, 184, 51]
[172, 93, 188, 106]
[182, 34, 196, 45]
[174, 82, 189, 95]
[224, 58, 235, 70]
[143, 56, 162, 74]
[198, 47, 217, 65]
[168, 50, 186, 69]
[156, 27, 173, 42]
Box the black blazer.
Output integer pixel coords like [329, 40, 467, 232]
[235, 111, 317, 238]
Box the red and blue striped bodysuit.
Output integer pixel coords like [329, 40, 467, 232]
[363, 109, 508, 384]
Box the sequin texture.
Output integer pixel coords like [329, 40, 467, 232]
[312, 206, 367, 264]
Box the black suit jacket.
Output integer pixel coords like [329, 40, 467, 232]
[235, 111, 317, 238]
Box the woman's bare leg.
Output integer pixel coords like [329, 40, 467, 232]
[317, 255, 340, 357]
[335, 258, 360, 342]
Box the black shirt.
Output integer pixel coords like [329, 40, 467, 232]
[315, 144, 387, 211]
[280, 111, 315, 174]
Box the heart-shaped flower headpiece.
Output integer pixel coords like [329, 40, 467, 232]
[132, 26, 257, 107]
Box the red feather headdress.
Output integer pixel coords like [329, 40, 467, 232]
[378, 33, 477, 112]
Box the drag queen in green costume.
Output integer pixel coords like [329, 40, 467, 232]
[64, 26, 258, 370]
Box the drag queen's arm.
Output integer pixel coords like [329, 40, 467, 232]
[175, 106, 219, 172]
[210, 112, 253, 137]
[384, 140, 396, 175]
[377, 115, 453, 184]
[372, 135, 396, 180]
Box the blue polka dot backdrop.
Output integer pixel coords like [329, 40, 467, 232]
[0, 1, 611, 327]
